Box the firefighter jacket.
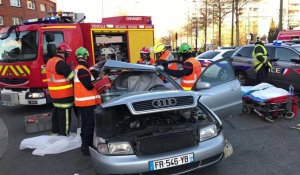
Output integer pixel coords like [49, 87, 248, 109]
[74, 64, 101, 107]
[180, 57, 202, 90]
[46, 56, 74, 108]
[138, 58, 155, 65]
[158, 50, 177, 70]
[252, 44, 272, 72]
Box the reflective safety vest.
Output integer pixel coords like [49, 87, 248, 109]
[74, 65, 101, 107]
[252, 44, 272, 72]
[138, 58, 155, 65]
[180, 57, 202, 90]
[159, 50, 177, 70]
[46, 57, 74, 100]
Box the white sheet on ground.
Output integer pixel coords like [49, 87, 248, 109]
[241, 83, 292, 102]
[20, 128, 81, 156]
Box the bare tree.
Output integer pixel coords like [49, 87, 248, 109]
[234, 0, 251, 46]
[209, 0, 232, 47]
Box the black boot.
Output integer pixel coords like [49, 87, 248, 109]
[81, 146, 90, 156]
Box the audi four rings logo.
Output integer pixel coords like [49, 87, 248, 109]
[152, 98, 177, 108]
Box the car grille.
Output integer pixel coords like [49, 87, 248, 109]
[133, 130, 198, 156]
[132, 96, 194, 111]
[0, 78, 28, 85]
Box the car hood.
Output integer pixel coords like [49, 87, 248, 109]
[101, 90, 198, 115]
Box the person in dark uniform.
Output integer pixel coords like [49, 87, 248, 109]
[46, 43, 74, 136]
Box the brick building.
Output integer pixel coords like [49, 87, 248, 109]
[0, 0, 56, 29]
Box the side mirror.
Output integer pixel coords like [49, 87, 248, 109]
[291, 58, 300, 64]
[45, 33, 55, 43]
[269, 58, 278, 63]
[195, 82, 211, 90]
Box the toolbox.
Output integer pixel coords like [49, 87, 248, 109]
[25, 112, 52, 133]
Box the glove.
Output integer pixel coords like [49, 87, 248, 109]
[156, 65, 164, 71]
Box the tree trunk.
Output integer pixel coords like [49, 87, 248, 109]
[235, 0, 240, 46]
[218, 7, 222, 47]
[204, 0, 208, 51]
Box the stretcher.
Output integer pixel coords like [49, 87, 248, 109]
[241, 83, 295, 123]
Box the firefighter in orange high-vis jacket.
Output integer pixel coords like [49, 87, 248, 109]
[74, 47, 101, 156]
[157, 43, 201, 90]
[153, 43, 177, 70]
[46, 43, 74, 136]
[137, 47, 155, 65]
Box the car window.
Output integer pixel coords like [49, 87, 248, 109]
[292, 46, 300, 52]
[197, 59, 235, 87]
[221, 50, 235, 58]
[235, 47, 253, 58]
[275, 48, 299, 61]
[196, 51, 220, 59]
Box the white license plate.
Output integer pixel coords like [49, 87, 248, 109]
[149, 153, 194, 171]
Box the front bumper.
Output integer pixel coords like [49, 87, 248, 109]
[0, 89, 47, 106]
[90, 133, 226, 175]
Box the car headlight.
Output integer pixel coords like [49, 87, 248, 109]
[108, 142, 134, 155]
[27, 92, 45, 99]
[94, 138, 134, 155]
[200, 124, 218, 142]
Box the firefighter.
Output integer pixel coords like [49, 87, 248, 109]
[156, 43, 201, 90]
[153, 43, 177, 70]
[137, 47, 155, 65]
[74, 47, 101, 156]
[252, 37, 272, 84]
[46, 43, 74, 136]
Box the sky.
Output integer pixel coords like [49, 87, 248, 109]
[56, 0, 187, 38]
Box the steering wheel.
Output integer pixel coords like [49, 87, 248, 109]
[148, 84, 166, 91]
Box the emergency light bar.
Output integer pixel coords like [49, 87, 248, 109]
[23, 16, 58, 25]
[23, 11, 75, 25]
[273, 40, 283, 46]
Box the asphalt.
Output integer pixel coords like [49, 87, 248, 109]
[0, 104, 300, 175]
[0, 117, 8, 160]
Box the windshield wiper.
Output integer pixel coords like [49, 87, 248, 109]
[0, 25, 20, 40]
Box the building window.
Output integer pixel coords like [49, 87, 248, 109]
[12, 17, 22, 25]
[0, 16, 3, 25]
[10, 0, 21, 7]
[27, 1, 35, 10]
[49, 6, 54, 12]
[40, 4, 46, 12]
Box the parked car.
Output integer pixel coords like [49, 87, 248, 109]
[232, 43, 300, 94]
[196, 49, 236, 67]
[291, 44, 300, 52]
[90, 59, 241, 175]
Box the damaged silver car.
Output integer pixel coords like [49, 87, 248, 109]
[90, 59, 240, 175]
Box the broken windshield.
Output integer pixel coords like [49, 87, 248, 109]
[0, 31, 38, 62]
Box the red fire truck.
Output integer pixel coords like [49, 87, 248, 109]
[0, 13, 154, 106]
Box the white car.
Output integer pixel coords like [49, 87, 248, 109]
[291, 44, 300, 52]
[196, 49, 236, 67]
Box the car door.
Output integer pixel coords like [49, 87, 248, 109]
[268, 47, 300, 92]
[192, 58, 242, 118]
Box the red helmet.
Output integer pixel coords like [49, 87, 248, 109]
[57, 43, 72, 53]
[140, 47, 150, 54]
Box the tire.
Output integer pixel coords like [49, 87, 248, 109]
[285, 112, 294, 119]
[235, 71, 249, 86]
[242, 106, 251, 115]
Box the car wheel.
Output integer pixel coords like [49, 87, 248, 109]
[235, 71, 249, 86]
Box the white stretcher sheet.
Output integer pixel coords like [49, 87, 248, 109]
[241, 83, 292, 102]
[20, 128, 81, 156]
